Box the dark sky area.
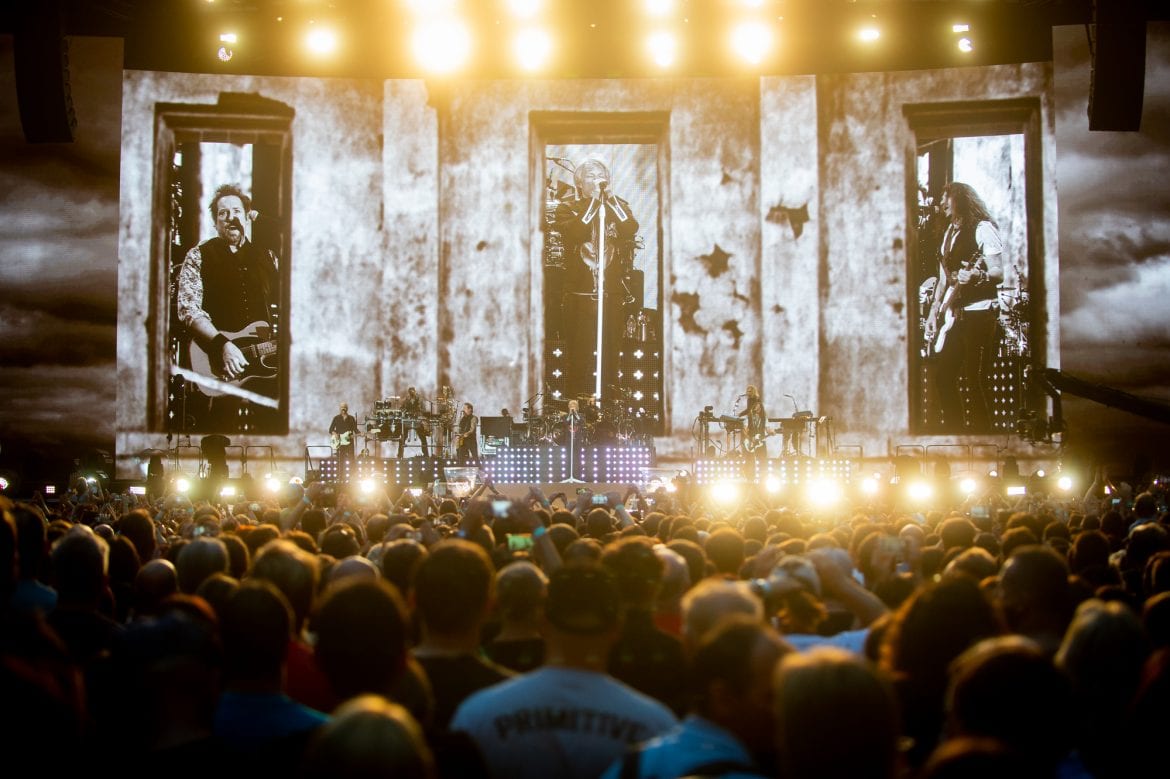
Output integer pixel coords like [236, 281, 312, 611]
[0, 26, 1167, 486]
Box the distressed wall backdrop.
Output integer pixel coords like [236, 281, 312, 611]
[115, 64, 1056, 476]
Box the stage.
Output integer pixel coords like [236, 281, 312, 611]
[311, 444, 656, 487]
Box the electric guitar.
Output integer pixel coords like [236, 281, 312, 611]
[189, 321, 278, 396]
[456, 418, 477, 449]
[923, 283, 960, 359]
[331, 431, 354, 448]
[743, 427, 783, 453]
[924, 256, 978, 359]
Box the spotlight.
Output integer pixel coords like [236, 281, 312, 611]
[730, 20, 773, 65]
[861, 476, 879, 496]
[305, 26, 339, 56]
[413, 17, 472, 73]
[1035, 469, 1046, 479]
[646, 30, 678, 68]
[959, 477, 977, 495]
[1006, 484, 1026, 497]
[645, 0, 675, 17]
[0, 476, 8, 491]
[1057, 475, 1074, 493]
[857, 26, 880, 44]
[220, 485, 237, 498]
[957, 37, 974, 54]
[265, 476, 282, 493]
[807, 478, 842, 508]
[359, 478, 376, 494]
[764, 476, 782, 494]
[710, 480, 740, 505]
[513, 27, 552, 71]
[506, 0, 542, 18]
[907, 480, 933, 502]
[952, 23, 970, 34]
[175, 477, 191, 494]
[216, 32, 236, 62]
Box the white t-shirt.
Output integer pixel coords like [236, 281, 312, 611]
[450, 666, 679, 779]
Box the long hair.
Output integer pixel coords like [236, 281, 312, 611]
[943, 181, 998, 230]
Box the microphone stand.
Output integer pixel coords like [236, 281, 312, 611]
[594, 189, 607, 402]
[561, 412, 584, 483]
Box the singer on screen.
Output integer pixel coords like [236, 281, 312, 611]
[553, 159, 639, 400]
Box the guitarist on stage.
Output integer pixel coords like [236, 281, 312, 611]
[923, 182, 1004, 432]
[330, 403, 359, 466]
[739, 384, 769, 461]
[456, 402, 479, 463]
[176, 183, 280, 428]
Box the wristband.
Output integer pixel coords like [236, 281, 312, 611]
[532, 525, 547, 539]
[211, 333, 229, 352]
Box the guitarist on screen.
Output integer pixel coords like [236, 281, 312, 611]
[176, 183, 280, 419]
[330, 403, 359, 466]
[923, 182, 1004, 432]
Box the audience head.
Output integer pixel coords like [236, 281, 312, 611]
[312, 578, 411, 703]
[300, 694, 435, 779]
[773, 647, 901, 779]
[413, 540, 494, 638]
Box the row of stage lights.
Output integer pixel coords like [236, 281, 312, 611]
[697, 462, 1081, 513]
[205, 0, 984, 74]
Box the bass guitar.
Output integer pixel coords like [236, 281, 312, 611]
[189, 321, 278, 396]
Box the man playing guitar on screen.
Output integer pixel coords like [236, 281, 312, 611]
[329, 402, 358, 467]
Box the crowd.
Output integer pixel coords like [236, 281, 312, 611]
[2, 468, 1170, 779]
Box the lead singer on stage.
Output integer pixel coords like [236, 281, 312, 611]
[554, 159, 639, 400]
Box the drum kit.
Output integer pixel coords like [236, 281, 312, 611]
[513, 389, 651, 448]
[363, 387, 460, 455]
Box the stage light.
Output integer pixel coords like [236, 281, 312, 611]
[359, 478, 376, 494]
[175, 477, 191, 494]
[1006, 484, 1026, 497]
[305, 25, 339, 56]
[513, 27, 552, 71]
[764, 476, 782, 494]
[506, 0, 542, 18]
[953, 23, 970, 34]
[264, 476, 281, 493]
[1035, 469, 1046, 479]
[907, 480, 933, 502]
[216, 31, 237, 62]
[960, 477, 977, 495]
[0, 476, 8, 491]
[807, 478, 842, 507]
[1057, 475, 1074, 493]
[413, 17, 472, 73]
[290, 476, 304, 486]
[861, 476, 879, 495]
[988, 469, 998, 478]
[957, 37, 974, 53]
[711, 480, 740, 505]
[220, 485, 237, 498]
[857, 26, 880, 44]
[730, 20, 773, 65]
[129, 485, 147, 496]
[45, 485, 56, 495]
